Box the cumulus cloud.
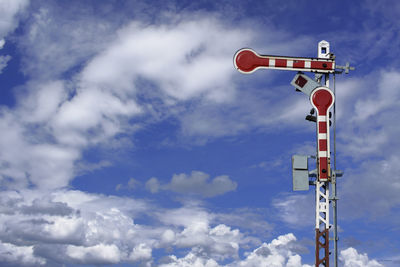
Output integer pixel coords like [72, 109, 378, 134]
[19, 198, 74, 216]
[159, 252, 220, 267]
[66, 243, 121, 265]
[0, 241, 46, 266]
[0, 189, 273, 266]
[339, 247, 383, 267]
[160, 233, 312, 267]
[129, 243, 152, 263]
[0, 190, 152, 265]
[233, 234, 311, 267]
[0, 187, 383, 267]
[156, 204, 247, 261]
[146, 171, 237, 197]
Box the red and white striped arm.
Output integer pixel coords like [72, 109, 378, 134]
[234, 48, 335, 74]
[310, 87, 335, 182]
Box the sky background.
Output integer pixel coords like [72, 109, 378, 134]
[0, 0, 399, 266]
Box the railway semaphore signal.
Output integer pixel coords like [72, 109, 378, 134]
[233, 40, 354, 267]
[234, 48, 335, 74]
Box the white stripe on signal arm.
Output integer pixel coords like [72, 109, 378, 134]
[318, 151, 328, 157]
[318, 133, 327, 139]
[269, 59, 275, 67]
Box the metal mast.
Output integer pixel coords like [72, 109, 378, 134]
[313, 41, 333, 267]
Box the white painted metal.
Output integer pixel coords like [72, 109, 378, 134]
[318, 40, 330, 59]
[315, 182, 330, 229]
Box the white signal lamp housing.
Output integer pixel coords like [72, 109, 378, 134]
[318, 40, 330, 59]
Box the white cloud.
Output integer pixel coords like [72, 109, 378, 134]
[146, 171, 237, 198]
[17, 80, 67, 123]
[66, 243, 121, 265]
[129, 243, 152, 262]
[0, 55, 11, 74]
[0, 241, 46, 266]
[116, 177, 139, 191]
[159, 252, 220, 267]
[0, 188, 278, 266]
[50, 86, 142, 147]
[232, 233, 311, 267]
[0, 12, 259, 191]
[0, 189, 151, 265]
[80, 18, 250, 103]
[3, 160, 389, 267]
[17, 4, 119, 79]
[160, 233, 312, 267]
[146, 177, 161, 193]
[0, 0, 29, 39]
[156, 204, 246, 261]
[0, 0, 29, 75]
[0, 106, 80, 189]
[75, 160, 112, 176]
[339, 247, 383, 267]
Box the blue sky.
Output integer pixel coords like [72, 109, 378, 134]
[0, 0, 399, 266]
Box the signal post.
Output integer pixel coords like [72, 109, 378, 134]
[233, 41, 353, 267]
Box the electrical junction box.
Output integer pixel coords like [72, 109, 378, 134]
[292, 155, 309, 191]
[290, 73, 321, 97]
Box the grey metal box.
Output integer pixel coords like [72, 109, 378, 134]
[293, 169, 309, 191]
[292, 155, 309, 191]
[292, 155, 308, 170]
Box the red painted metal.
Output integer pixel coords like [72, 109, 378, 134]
[311, 87, 334, 182]
[234, 48, 335, 74]
[312, 90, 334, 115]
[316, 228, 330, 266]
